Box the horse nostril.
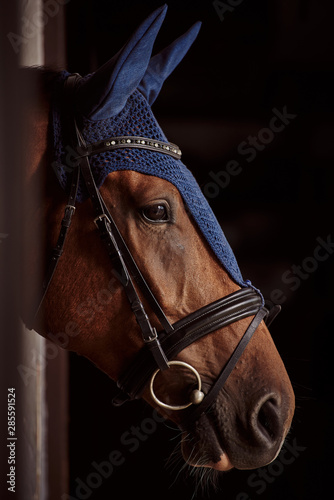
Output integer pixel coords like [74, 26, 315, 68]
[252, 395, 282, 446]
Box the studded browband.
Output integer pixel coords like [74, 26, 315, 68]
[74, 136, 182, 161]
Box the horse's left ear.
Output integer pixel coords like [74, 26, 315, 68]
[138, 21, 201, 105]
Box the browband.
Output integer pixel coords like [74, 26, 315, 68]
[74, 136, 182, 160]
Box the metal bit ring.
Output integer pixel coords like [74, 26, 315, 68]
[149, 360, 205, 411]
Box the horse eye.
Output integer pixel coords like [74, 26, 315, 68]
[142, 203, 170, 223]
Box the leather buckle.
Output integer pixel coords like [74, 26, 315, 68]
[144, 327, 158, 343]
[94, 213, 111, 228]
[145, 328, 169, 372]
[65, 204, 76, 213]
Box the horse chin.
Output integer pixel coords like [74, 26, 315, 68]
[201, 456, 234, 471]
[180, 418, 234, 472]
[185, 449, 234, 472]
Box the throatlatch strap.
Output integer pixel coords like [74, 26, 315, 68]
[30, 165, 80, 328]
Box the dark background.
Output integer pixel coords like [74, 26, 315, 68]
[63, 1, 333, 499]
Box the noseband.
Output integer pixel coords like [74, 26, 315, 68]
[34, 75, 280, 427]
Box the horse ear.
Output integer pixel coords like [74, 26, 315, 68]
[74, 5, 168, 120]
[138, 22, 201, 105]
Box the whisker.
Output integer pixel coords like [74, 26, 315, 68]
[164, 425, 223, 498]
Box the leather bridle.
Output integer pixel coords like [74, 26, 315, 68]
[34, 74, 281, 428]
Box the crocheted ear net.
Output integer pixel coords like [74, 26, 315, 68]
[52, 70, 255, 290]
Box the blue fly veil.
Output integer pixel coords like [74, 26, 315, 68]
[52, 4, 255, 290]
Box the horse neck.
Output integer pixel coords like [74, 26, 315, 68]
[22, 83, 67, 325]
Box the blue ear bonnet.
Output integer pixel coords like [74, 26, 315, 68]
[51, 5, 258, 291]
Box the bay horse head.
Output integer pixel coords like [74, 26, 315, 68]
[23, 5, 294, 472]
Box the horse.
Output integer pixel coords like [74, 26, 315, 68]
[21, 5, 294, 473]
